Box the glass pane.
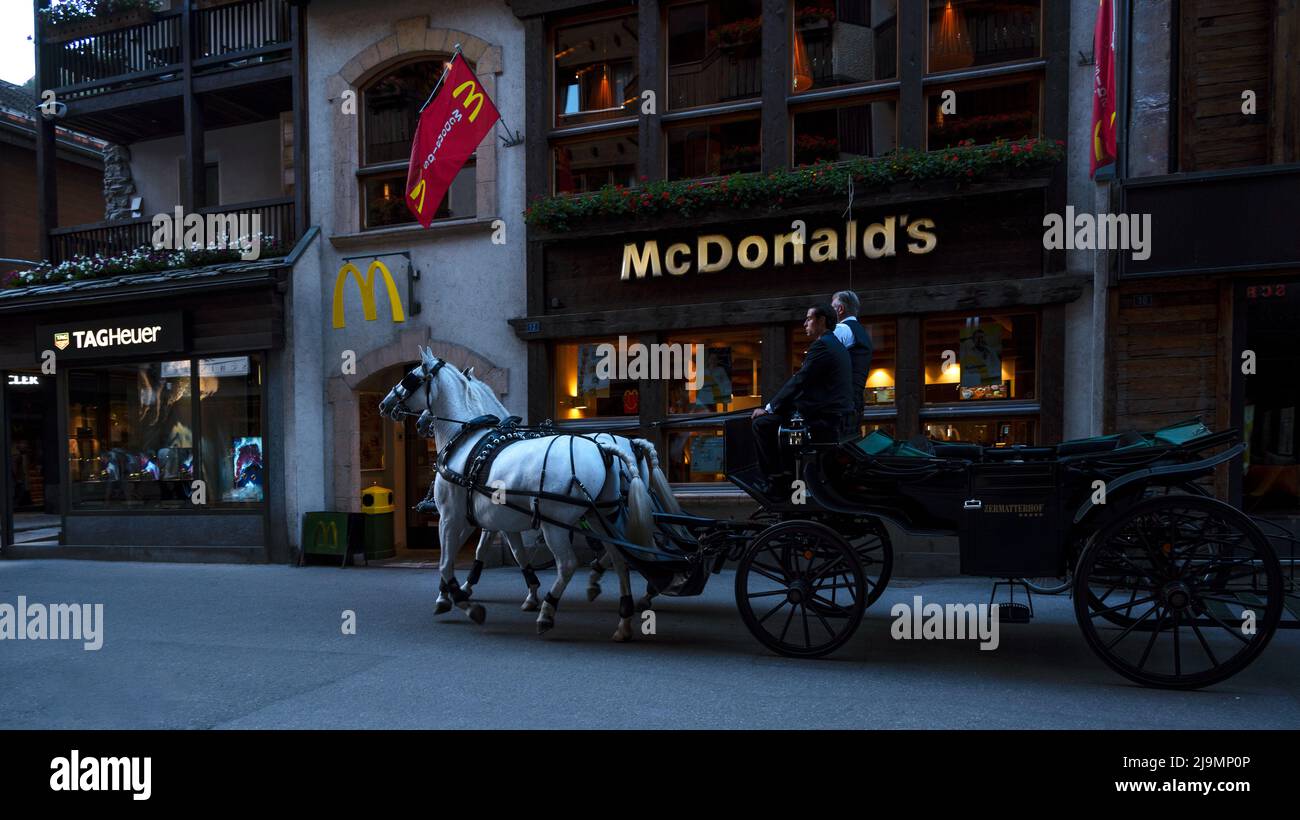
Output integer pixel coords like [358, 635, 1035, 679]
[667, 0, 764, 109]
[554, 338, 642, 420]
[666, 115, 761, 179]
[553, 13, 640, 126]
[790, 319, 896, 407]
[923, 417, 1037, 447]
[668, 427, 727, 482]
[363, 165, 475, 229]
[553, 133, 638, 194]
[923, 313, 1037, 404]
[664, 327, 763, 414]
[926, 77, 1039, 148]
[1242, 280, 1300, 513]
[791, 0, 897, 94]
[68, 362, 194, 510]
[197, 356, 265, 504]
[364, 59, 446, 165]
[792, 98, 898, 164]
[927, 0, 1040, 72]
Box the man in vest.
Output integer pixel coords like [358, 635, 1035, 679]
[831, 290, 873, 426]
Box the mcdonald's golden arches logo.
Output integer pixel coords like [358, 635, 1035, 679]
[453, 79, 486, 122]
[333, 260, 406, 329]
[314, 520, 339, 547]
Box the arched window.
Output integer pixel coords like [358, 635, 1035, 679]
[359, 58, 477, 229]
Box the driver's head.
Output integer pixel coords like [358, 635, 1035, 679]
[804, 304, 837, 337]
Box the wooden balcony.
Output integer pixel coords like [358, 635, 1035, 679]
[47, 197, 297, 264]
[39, 0, 293, 116]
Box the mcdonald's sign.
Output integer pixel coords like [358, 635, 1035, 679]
[332, 260, 406, 329]
[302, 512, 349, 557]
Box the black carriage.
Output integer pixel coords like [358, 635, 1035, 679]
[611, 416, 1295, 689]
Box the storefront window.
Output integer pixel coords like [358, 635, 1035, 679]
[68, 361, 195, 510]
[1242, 280, 1300, 512]
[927, 0, 1040, 73]
[554, 338, 642, 420]
[666, 115, 761, 179]
[665, 327, 763, 414]
[922, 313, 1037, 403]
[923, 417, 1037, 447]
[789, 319, 896, 407]
[362, 164, 475, 228]
[553, 133, 638, 194]
[791, 0, 898, 94]
[196, 356, 265, 504]
[67, 356, 265, 510]
[926, 76, 1040, 149]
[553, 13, 640, 126]
[667, 0, 764, 109]
[792, 98, 898, 165]
[668, 427, 727, 482]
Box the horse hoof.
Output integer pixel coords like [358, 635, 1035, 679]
[462, 585, 474, 598]
[536, 618, 554, 636]
[467, 603, 486, 625]
[521, 598, 539, 612]
[434, 599, 452, 616]
[611, 628, 632, 642]
[586, 585, 601, 602]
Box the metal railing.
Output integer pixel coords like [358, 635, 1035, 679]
[41, 0, 291, 99]
[47, 197, 296, 264]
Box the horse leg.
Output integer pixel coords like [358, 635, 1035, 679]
[586, 551, 610, 602]
[503, 531, 540, 612]
[462, 529, 491, 597]
[636, 582, 656, 613]
[535, 522, 578, 636]
[608, 547, 636, 643]
[438, 511, 485, 625]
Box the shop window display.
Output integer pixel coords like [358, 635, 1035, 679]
[922, 313, 1036, 404]
[554, 338, 642, 420]
[665, 328, 763, 415]
[789, 319, 896, 408]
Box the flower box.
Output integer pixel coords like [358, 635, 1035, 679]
[42, 4, 156, 44]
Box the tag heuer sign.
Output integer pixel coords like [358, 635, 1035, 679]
[36, 313, 185, 360]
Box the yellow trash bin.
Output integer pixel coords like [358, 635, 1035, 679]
[359, 484, 395, 559]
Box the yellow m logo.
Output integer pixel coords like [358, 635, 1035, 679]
[332, 260, 406, 329]
[314, 520, 338, 547]
[453, 79, 485, 123]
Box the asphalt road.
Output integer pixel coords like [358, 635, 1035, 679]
[1, 559, 1297, 729]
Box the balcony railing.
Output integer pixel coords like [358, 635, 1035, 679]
[47, 197, 297, 264]
[41, 0, 291, 100]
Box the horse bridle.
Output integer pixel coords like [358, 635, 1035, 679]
[384, 357, 447, 420]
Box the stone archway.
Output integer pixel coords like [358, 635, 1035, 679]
[326, 326, 508, 512]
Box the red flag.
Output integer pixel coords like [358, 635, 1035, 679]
[1090, 0, 1117, 177]
[405, 54, 500, 227]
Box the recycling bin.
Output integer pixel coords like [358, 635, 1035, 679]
[360, 485, 396, 560]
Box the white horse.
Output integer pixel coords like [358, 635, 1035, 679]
[379, 348, 652, 640]
[457, 366, 687, 612]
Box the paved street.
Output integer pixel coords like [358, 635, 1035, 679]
[1, 559, 1297, 729]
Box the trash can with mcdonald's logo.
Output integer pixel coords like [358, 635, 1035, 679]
[360, 484, 396, 560]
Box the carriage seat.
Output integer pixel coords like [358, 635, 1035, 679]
[1055, 430, 1146, 457]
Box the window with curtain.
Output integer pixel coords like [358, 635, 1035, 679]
[553, 12, 640, 127]
[667, 0, 764, 109]
[789, 0, 898, 95]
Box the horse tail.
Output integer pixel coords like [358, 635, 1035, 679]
[631, 438, 685, 515]
[597, 442, 655, 551]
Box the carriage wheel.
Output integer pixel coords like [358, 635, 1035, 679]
[850, 518, 893, 607]
[1072, 495, 1284, 689]
[1081, 482, 1214, 623]
[735, 520, 867, 659]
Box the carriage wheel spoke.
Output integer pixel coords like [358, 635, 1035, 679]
[1088, 595, 1157, 619]
[1197, 605, 1252, 646]
[778, 603, 797, 642]
[1136, 608, 1169, 671]
[809, 595, 852, 616]
[801, 604, 812, 648]
[747, 589, 788, 599]
[809, 605, 835, 638]
[1172, 610, 1181, 677]
[757, 598, 788, 625]
[1189, 621, 1221, 668]
[749, 564, 788, 586]
[1104, 604, 1158, 651]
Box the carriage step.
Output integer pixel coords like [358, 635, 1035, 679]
[994, 602, 1033, 624]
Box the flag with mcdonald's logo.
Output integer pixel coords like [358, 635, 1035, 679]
[405, 53, 500, 227]
[1090, 0, 1117, 177]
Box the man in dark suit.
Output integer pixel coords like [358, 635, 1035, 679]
[750, 304, 855, 489]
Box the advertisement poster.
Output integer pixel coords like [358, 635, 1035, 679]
[691, 434, 724, 475]
[577, 343, 610, 407]
[229, 436, 264, 502]
[694, 346, 734, 408]
[358, 393, 385, 472]
[959, 321, 1003, 388]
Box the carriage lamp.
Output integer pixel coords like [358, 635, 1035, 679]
[779, 413, 807, 448]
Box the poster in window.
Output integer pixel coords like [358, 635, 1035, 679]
[577, 343, 610, 407]
[959, 321, 1003, 388]
[229, 436, 264, 502]
[694, 346, 733, 408]
[691, 435, 724, 475]
[358, 392, 385, 472]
